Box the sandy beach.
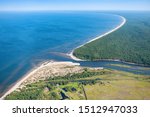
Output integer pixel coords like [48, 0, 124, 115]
[0, 15, 126, 100]
[0, 61, 82, 100]
[68, 16, 126, 61]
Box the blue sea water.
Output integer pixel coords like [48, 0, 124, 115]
[0, 11, 149, 96]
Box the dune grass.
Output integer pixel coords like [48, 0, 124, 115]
[5, 68, 150, 100]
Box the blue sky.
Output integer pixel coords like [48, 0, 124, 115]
[0, 0, 150, 11]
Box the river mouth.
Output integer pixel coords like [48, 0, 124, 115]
[58, 53, 150, 76]
[52, 52, 150, 75]
[0, 11, 150, 96]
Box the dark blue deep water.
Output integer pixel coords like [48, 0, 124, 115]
[0, 11, 149, 96]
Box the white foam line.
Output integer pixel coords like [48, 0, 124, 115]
[0, 61, 80, 100]
[0, 15, 126, 100]
[68, 15, 126, 61]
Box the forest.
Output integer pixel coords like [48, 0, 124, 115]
[5, 69, 108, 100]
[73, 12, 150, 65]
[5, 68, 150, 100]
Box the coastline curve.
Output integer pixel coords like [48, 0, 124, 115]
[0, 61, 80, 100]
[0, 15, 127, 100]
[68, 15, 126, 61]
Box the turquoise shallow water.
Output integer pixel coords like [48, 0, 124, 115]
[0, 11, 149, 96]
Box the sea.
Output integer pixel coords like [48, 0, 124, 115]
[0, 11, 149, 96]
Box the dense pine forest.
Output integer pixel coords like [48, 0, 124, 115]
[73, 12, 150, 65]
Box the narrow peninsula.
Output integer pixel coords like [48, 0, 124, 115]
[73, 12, 150, 66]
[1, 12, 150, 100]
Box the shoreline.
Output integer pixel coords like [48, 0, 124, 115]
[0, 61, 80, 100]
[68, 14, 150, 67]
[0, 61, 54, 100]
[68, 15, 126, 61]
[0, 15, 126, 100]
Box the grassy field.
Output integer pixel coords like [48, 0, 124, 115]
[5, 68, 150, 100]
[73, 12, 150, 65]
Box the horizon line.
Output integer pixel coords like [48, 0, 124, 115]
[0, 9, 150, 12]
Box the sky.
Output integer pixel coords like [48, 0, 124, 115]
[0, 0, 150, 11]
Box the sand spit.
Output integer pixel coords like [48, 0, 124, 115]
[69, 16, 126, 61]
[0, 15, 126, 100]
[0, 61, 83, 99]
